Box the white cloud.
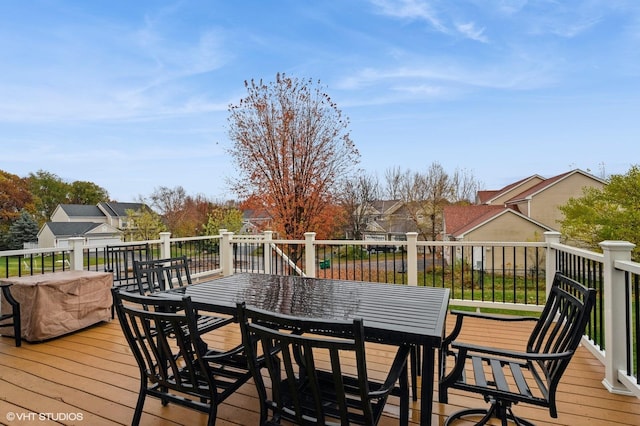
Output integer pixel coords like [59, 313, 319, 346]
[456, 22, 489, 43]
[369, 0, 448, 33]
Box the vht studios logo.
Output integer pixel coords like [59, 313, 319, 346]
[6, 412, 84, 422]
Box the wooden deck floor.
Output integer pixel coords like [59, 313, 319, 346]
[1, 314, 639, 426]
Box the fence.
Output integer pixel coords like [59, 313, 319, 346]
[0, 230, 637, 398]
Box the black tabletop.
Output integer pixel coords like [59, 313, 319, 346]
[171, 273, 450, 348]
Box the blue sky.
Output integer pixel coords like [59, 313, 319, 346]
[1, 0, 638, 202]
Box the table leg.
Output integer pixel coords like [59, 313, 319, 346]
[421, 344, 434, 425]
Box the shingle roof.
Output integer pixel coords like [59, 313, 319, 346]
[98, 202, 147, 217]
[505, 169, 605, 204]
[45, 222, 104, 236]
[478, 175, 545, 204]
[443, 205, 505, 236]
[444, 205, 552, 238]
[59, 204, 105, 217]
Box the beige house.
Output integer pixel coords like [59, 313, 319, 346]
[37, 222, 122, 248]
[459, 169, 606, 236]
[361, 200, 414, 243]
[38, 202, 149, 248]
[501, 169, 605, 230]
[443, 169, 606, 272]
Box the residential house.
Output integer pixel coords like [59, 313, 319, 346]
[38, 202, 149, 248]
[446, 169, 605, 241]
[38, 222, 122, 248]
[241, 209, 273, 234]
[442, 169, 606, 272]
[361, 200, 416, 243]
[501, 170, 605, 230]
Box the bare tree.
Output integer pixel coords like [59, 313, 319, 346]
[336, 173, 380, 240]
[149, 186, 190, 236]
[383, 166, 405, 200]
[227, 73, 360, 240]
[400, 162, 452, 241]
[450, 167, 482, 204]
[147, 186, 217, 237]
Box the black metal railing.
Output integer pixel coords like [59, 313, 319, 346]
[556, 250, 605, 350]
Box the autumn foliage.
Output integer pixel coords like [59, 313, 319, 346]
[227, 74, 359, 240]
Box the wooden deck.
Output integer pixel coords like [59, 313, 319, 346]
[1, 314, 639, 426]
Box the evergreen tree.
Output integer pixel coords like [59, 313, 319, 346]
[8, 210, 39, 249]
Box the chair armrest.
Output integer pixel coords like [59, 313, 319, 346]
[451, 309, 539, 322]
[452, 341, 574, 362]
[443, 310, 538, 346]
[369, 344, 411, 398]
[0, 284, 19, 308]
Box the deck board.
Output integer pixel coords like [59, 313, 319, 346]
[1, 314, 639, 425]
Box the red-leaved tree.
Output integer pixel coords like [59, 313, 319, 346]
[227, 73, 360, 240]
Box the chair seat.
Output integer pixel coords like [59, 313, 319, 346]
[196, 314, 234, 334]
[272, 369, 403, 425]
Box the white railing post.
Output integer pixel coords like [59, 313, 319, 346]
[69, 237, 85, 271]
[263, 231, 273, 275]
[221, 231, 234, 276]
[305, 232, 317, 278]
[599, 240, 635, 395]
[406, 232, 418, 286]
[544, 231, 561, 299]
[159, 232, 172, 259]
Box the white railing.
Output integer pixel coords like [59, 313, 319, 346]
[1, 230, 638, 398]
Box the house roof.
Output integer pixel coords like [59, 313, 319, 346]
[444, 205, 505, 236]
[444, 205, 552, 238]
[476, 190, 500, 204]
[98, 202, 147, 217]
[58, 204, 105, 217]
[478, 174, 545, 205]
[243, 209, 272, 221]
[369, 200, 403, 215]
[43, 222, 106, 237]
[505, 169, 605, 204]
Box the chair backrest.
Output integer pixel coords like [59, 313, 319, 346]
[237, 303, 377, 425]
[105, 243, 151, 292]
[527, 273, 596, 391]
[112, 289, 215, 402]
[133, 256, 192, 294]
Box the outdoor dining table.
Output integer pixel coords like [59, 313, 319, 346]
[165, 273, 450, 425]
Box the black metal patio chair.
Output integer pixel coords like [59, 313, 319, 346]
[133, 256, 233, 334]
[112, 289, 253, 426]
[0, 283, 21, 347]
[236, 302, 410, 425]
[133, 255, 192, 294]
[105, 243, 151, 292]
[105, 243, 151, 318]
[439, 272, 596, 426]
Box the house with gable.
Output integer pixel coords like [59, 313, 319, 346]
[442, 169, 606, 272]
[476, 174, 545, 205]
[38, 202, 150, 248]
[501, 169, 605, 230]
[448, 169, 606, 240]
[361, 199, 415, 243]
